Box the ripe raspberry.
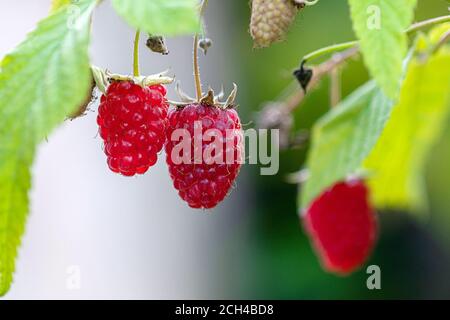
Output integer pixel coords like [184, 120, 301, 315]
[165, 103, 243, 209]
[97, 80, 169, 176]
[303, 180, 377, 275]
[250, 0, 304, 48]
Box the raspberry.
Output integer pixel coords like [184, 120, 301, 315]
[250, 0, 304, 48]
[165, 103, 243, 209]
[303, 180, 377, 275]
[97, 81, 169, 176]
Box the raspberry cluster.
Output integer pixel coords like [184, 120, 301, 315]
[97, 81, 169, 176]
[165, 103, 243, 209]
[303, 180, 377, 274]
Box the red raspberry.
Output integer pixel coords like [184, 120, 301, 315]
[303, 180, 377, 275]
[165, 103, 243, 209]
[97, 81, 169, 176]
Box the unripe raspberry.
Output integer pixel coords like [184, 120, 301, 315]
[303, 180, 377, 275]
[165, 103, 243, 209]
[250, 0, 303, 48]
[97, 81, 169, 176]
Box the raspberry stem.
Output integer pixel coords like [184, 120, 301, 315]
[133, 30, 141, 77]
[330, 67, 341, 108]
[303, 41, 358, 63]
[407, 15, 450, 34]
[429, 30, 450, 57]
[193, 0, 209, 101]
[193, 33, 202, 100]
[200, 0, 209, 16]
[303, 15, 450, 63]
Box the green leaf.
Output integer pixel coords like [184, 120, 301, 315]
[111, 0, 200, 36]
[363, 27, 450, 213]
[348, 0, 417, 98]
[50, 0, 71, 13]
[299, 81, 393, 211]
[0, 0, 97, 296]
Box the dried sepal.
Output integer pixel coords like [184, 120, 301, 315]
[176, 81, 196, 103]
[91, 67, 174, 89]
[168, 84, 238, 110]
[200, 88, 215, 106]
[223, 83, 238, 108]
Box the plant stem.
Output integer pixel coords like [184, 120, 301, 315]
[330, 67, 341, 108]
[259, 14, 450, 138]
[430, 30, 450, 56]
[303, 15, 450, 63]
[193, 0, 209, 100]
[258, 47, 359, 141]
[199, 0, 209, 37]
[200, 0, 209, 16]
[133, 30, 141, 77]
[303, 41, 358, 62]
[407, 15, 450, 34]
[193, 34, 202, 100]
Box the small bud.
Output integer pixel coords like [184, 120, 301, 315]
[198, 38, 212, 55]
[146, 35, 169, 55]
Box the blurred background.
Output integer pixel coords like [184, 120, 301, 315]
[1, 0, 450, 299]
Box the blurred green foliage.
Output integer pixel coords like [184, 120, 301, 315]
[226, 0, 450, 299]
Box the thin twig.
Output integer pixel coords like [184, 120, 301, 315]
[287, 46, 359, 112]
[430, 30, 450, 56]
[407, 15, 450, 34]
[302, 15, 450, 63]
[304, 41, 358, 62]
[257, 47, 359, 149]
[257, 14, 450, 147]
[330, 67, 341, 108]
